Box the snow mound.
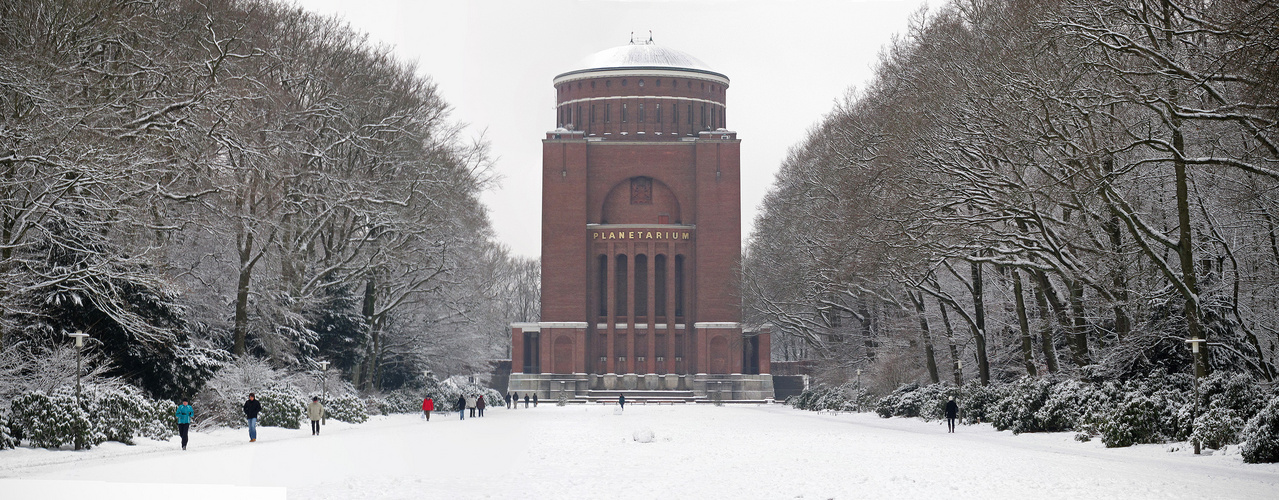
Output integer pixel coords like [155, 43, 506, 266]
[632, 427, 655, 443]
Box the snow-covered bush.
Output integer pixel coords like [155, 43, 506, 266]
[377, 388, 425, 415]
[1241, 394, 1279, 463]
[84, 384, 157, 445]
[1036, 379, 1111, 433]
[790, 384, 864, 413]
[988, 377, 1053, 434]
[1199, 372, 1265, 422]
[8, 389, 104, 449]
[1192, 405, 1245, 450]
[959, 382, 1005, 425]
[322, 394, 368, 424]
[0, 415, 16, 450]
[875, 383, 922, 418]
[143, 398, 178, 441]
[257, 385, 306, 429]
[1101, 394, 1164, 448]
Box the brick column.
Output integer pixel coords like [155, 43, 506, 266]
[511, 326, 524, 374]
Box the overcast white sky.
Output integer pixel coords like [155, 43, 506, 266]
[292, 0, 931, 258]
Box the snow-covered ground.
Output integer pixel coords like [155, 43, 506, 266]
[2, 403, 1277, 499]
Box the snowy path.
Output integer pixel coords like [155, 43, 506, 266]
[2, 403, 1277, 499]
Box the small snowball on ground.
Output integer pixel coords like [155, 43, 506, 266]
[633, 427, 655, 443]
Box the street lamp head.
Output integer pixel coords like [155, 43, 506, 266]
[67, 331, 89, 347]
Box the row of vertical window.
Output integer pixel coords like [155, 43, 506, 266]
[596, 254, 684, 318]
[559, 101, 725, 130]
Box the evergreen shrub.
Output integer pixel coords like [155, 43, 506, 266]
[257, 385, 306, 429]
[988, 377, 1052, 434]
[1101, 394, 1164, 447]
[0, 415, 16, 450]
[323, 393, 368, 424]
[7, 389, 103, 449]
[1241, 395, 1279, 463]
[1191, 405, 1244, 450]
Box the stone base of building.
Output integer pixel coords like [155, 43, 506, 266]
[508, 372, 774, 402]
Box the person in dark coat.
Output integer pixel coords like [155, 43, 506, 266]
[524, 393, 530, 408]
[244, 393, 262, 442]
[477, 395, 486, 417]
[505, 392, 511, 409]
[533, 393, 538, 407]
[511, 392, 518, 409]
[619, 394, 625, 410]
[945, 396, 959, 433]
[175, 399, 193, 450]
[457, 394, 467, 420]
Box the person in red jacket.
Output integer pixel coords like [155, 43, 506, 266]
[477, 395, 486, 417]
[422, 396, 434, 421]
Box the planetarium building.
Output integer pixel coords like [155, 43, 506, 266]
[508, 39, 774, 402]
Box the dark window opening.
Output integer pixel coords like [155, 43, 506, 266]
[638, 103, 645, 123]
[522, 331, 540, 374]
[622, 103, 627, 123]
[598, 254, 608, 316]
[674, 255, 685, 317]
[591, 104, 596, 124]
[656, 103, 663, 123]
[615, 254, 628, 315]
[655, 254, 667, 317]
[635, 254, 648, 317]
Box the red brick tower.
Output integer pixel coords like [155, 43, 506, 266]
[510, 38, 773, 402]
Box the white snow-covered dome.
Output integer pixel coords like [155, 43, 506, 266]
[577, 43, 716, 73]
[554, 41, 728, 84]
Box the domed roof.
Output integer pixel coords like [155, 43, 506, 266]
[555, 41, 728, 84]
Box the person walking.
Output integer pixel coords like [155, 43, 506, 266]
[524, 393, 530, 408]
[308, 397, 324, 435]
[618, 394, 625, 410]
[466, 394, 477, 418]
[457, 394, 466, 420]
[945, 396, 959, 433]
[175, 399, 193, 450]
[511, 392, 518, 409]
[244, 393, 261, 442]
[477, 395, 486, 417]
[533, 393, 538, 407]
[422, 396, 434, 421]
[505, 392, 511, 409]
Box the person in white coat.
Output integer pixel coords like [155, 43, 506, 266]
[308, 397, 325, 435]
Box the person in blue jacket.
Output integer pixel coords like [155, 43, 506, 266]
[175, 400, 194, 450]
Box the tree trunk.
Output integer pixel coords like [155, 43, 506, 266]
[233, 229, 255, 356]
[970, 261, 991, 385]
[1067, 279, 1090, 366]
[1032, 281, 1060, 374]
[938, 299, 963, 385]
[1173, 126, 1208, 377]
[911, 291, 941, 384]
[1012, 269, 1037, 376]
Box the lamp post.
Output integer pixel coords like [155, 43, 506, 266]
[1187, 338, 1206, 455]
[67, 331, 89, 450]
[318, 360, 330, 425]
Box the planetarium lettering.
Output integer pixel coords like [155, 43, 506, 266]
[593, 230, 691, 241]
